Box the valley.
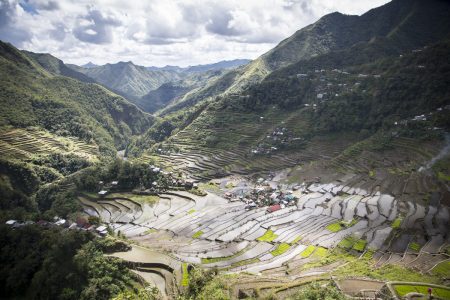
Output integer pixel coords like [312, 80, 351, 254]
[0, 0, 450, 299]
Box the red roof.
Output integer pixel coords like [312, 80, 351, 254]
[267, 204, 281, 213]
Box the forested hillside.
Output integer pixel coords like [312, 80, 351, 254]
[158, 0, 450, 116]
[0, 41, 153, 153]
[0, 41, 154, 222]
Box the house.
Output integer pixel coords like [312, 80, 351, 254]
[96, 225, 108, 235]
[98, 190, 108, 196]
[317, 93, 323, 99]
[111, 181, 119, 186]
[413, 115, 427, 121]
[267, 204, 281, 213]
[5, 220, 17, 226]
[96, 225, 107, 232]
[284, 194, 295, 202]
[55, 219, 68, 227]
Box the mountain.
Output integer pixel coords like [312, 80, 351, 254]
[23, 51, 96, 83]
[137, 69, 232, 113]
[71, 61, 183, 100]
[132, 0, 450, 175]
[82, 61, 98, 68]
[69, 59, 250, 112]
[146, 65, 183, 72]
[159, 0, 450, 116]
[0, 41, 154, 212]
[184, 59, 250, 73]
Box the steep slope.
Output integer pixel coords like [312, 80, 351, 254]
[0, 40, 155, 216]
[137, 69, 231, 113]
[23, 51, 96, 84]
[133, 0, 450, 186]
[73, 61, 183, 100]
[160, 0, 450, 115]
[71, 59, 250, 113]
[0, 42, 153, 152]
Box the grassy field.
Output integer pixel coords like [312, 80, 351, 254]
[431, 261, 450, 278]
[326, 222, 343, 232]
[313, 247, 328, 258]
[333, 255, 444, 284]
[257, 230, 278, 242]
[326, 219, 358, 232]
[300, 245, 316, 258]
[192, 231, 203, 239]
[409, 242, 421, 252]
[393, 284, 450, 299]
[230, 258, 260, 269]
[182, 263, 189, 286]
[291, 236, 302, 244]
[391, 217, 403, 229]
[352, 239, 367, 252]
[271, 243, 291, 256]
[338, 236, 356, 249]
[201, 247, 250, 264]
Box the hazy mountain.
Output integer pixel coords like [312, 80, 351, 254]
[137, 69, 230, 113]
[71, 61, 183, 100]
[82, 61, 98, 68]
[68, 59, 250, 107]
[146, 65, 183, 72]
[184, 59, 250, 73]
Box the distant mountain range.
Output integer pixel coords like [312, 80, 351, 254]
[67, 59, 250, 112]
[146, 59, 250, 73]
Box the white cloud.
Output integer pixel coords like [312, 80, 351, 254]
[0, 0, 390, 66]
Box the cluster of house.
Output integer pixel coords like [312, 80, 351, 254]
[96, 164, 197, 197]
[238, 184, 298, 213]
[98, 180, 119, 197]
[391, 106, 450, 133]
[298, 67, 385, 110]
[250, 127, 304, 156]
[5, 217, 109, 236]
[156, 148, 173, 155]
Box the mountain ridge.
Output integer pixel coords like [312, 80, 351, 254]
[158, 0, 450, 116]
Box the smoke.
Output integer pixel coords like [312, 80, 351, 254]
[419, 133, 450, 171]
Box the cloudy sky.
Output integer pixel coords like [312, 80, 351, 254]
[0, 0, 390, 67]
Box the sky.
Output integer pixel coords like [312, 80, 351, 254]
[0, 0, 391, 67]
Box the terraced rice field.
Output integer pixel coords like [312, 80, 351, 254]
[390, 283, 450, 299]
[0, 127, 99, 161]
[137, 109, 355, 181]
[81, 182, 449, 279]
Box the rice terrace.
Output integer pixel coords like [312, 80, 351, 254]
[1, 0, 450, 299]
